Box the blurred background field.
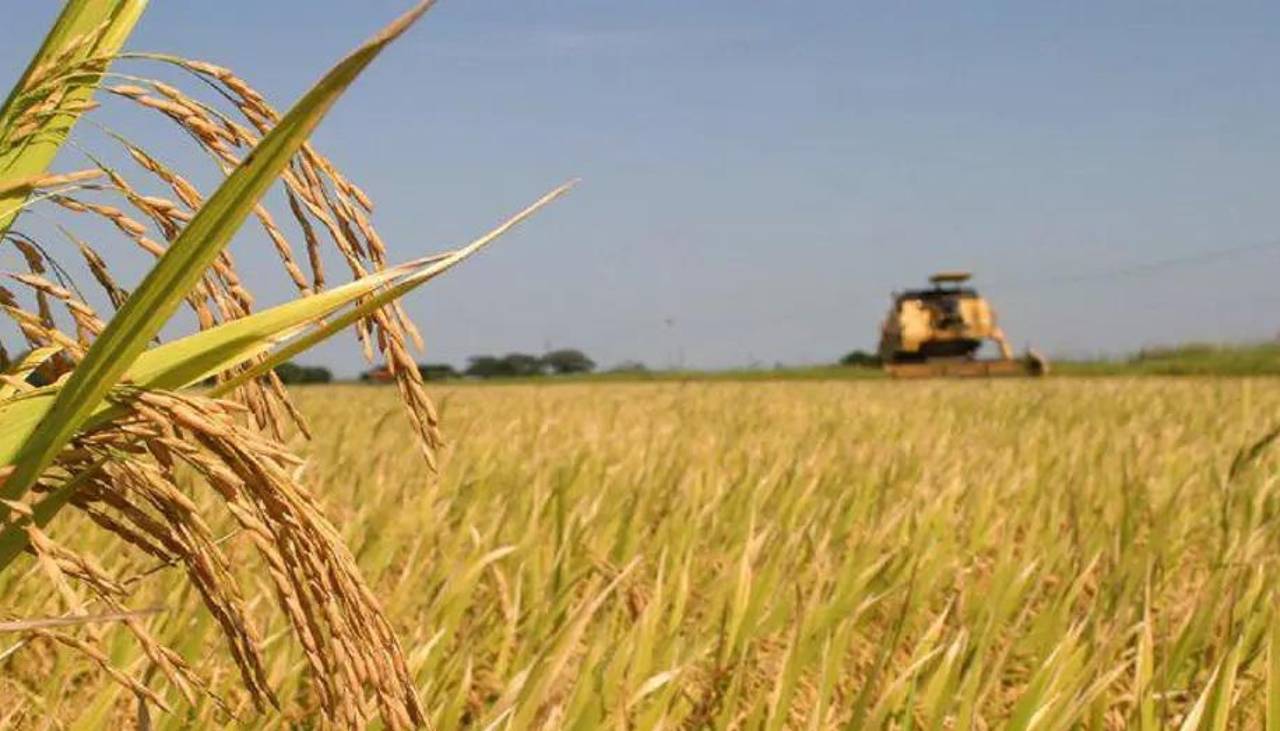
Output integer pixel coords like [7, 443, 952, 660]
[371, 341, 1280, 384]
[5, 377, 1280, 728]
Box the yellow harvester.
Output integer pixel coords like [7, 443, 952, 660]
[877, 272, 1047, 378]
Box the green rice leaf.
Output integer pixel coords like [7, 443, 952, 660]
[1178, 665, 1220, 731]
[0, 0, 437, 514]
[211, 180, 577, 396]
[0, 179, 572, 467]
[0, 0, 147, 235]
[0, 178, 570, 567]
[0, 261, 421, 467]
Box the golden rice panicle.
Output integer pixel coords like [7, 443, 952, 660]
[84, 54, 442, 461]
[3, 6, 459, 723]
[18, 512, 228, 717]
[16, 387, 427, 726]
[128, 390, 427, 726]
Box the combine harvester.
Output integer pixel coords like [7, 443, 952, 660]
[878, 272, 1048, 378]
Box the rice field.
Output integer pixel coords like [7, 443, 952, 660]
[4, 377, 1280, 728]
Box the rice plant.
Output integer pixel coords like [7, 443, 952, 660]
[290, 380, 1280, 729]
[9, 378, 1278, 727]
[1, 1, 568, 726]
[4, 3, 1277, 730]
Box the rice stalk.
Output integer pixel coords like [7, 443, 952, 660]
[0, 0, 574, 726]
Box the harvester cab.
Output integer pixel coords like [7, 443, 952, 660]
[878, 271, 1047, 378]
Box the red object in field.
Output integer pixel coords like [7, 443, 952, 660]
[363, 366, 395, 383]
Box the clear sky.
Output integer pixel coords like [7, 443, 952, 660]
[5, 2, 1280, 372]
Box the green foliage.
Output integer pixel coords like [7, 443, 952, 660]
[0, 1, 580, 722]
[274, 362, 333, 385]
[463, 355, 506, 378]
[460, 349, 597, 379]
[1130, 341, 1280, 374]
[0, 0, 147, 235]
[839, 349, 881, 368]
[465, 353, 546, 378]
[0, 0, 437, 518]
[543, 348, 596, 375]
[417, 362, 459, 381]
[503, 353, 546, 376]
[1056, 341, 1280, 377]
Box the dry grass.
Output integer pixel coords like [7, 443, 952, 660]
[5, 377, 1278, 727]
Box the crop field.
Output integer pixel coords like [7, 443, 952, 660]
[4, 378, 1280, 728]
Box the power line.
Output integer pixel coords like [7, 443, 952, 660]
[987, 237, 1280, 293]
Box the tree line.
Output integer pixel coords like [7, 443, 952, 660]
[273, 345, 879, 385]
[462, 349, 596, 378]
[284, 348, 599, 384]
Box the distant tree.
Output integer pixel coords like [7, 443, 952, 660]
[501, 352, 545, 377]
[417, 362, 458, 381]
[609, 360, 649, 374]
[542, 348, 595, 375]
[275, 362, 305, 383]
[839, 350, 880, 368]
[274, 362, 333, 384]
[464, 355, 506, 378]
[465, 353, 547, 378]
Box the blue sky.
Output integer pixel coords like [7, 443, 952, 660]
[4, 2, 1280, 371]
